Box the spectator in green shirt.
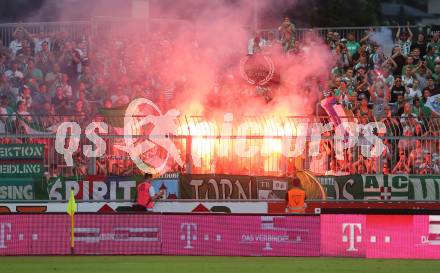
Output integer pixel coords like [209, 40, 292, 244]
[420, 89, 432, 118]
[346, 33, 360, 56]
[402, 56, 415, 76]
[424, 45, 436, 72]
[427, 32, 440, 56]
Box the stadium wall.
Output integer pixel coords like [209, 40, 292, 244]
[0, 214, 439, 258]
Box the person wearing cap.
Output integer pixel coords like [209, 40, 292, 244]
[136, 173, 164, 211]
[286, 178, 306, 214]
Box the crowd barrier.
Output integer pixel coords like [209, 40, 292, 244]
[2, 115, 440, 178]
[0, 213, 439, 258]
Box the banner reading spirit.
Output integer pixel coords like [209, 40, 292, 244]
[317, 175, 440, 201]
[47, 176, 144, 201]
[47, 175, 180, 201]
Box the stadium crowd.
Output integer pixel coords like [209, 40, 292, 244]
[0, 18, 439, 176]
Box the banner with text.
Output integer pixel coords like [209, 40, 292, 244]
[179, 174, 257, 199]
[0, 178, 35, 200]
[47, 175, 180, 201]
[47, 176, 144, 201]
[0, 144, 44, 177]
[317, 175, 440, 201]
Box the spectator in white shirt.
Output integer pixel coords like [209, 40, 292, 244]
[405, 79, 422, 105]
[16, 85, 32, 109]
[248, 32, 268, 55]
[4, 62, 24, 96]
[9, 29, 25, 58]
[396, 23, 413, 57]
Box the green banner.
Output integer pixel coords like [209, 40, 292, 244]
[0, 178, 35, 200]
[0, 144, 44, 160]
[0, 163, 43, 176]
[317, 175, 440, 201]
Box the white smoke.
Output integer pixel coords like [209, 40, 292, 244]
[370, 27, 395, 57]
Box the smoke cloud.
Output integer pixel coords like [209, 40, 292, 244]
[370, 27, 395, 57]
[28, 0, 336, 118]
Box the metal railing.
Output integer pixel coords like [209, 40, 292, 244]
[1, 114, 439, 177]
[0, 19, 426, 48]
[252, 25, 423, 43]
[0, 21, 90, 46]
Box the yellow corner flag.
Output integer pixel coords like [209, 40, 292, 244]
[67, 190, 76, 254]
[66, 190, 76, 216]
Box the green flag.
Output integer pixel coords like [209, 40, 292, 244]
[66, 190, 76, 216]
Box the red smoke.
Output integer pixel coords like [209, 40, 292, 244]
[142, 0, 335, 118]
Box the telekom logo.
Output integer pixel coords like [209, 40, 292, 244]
[180, 223, 197, 249]
[342, 223, 362, 251]
[0, 223, 12, 249]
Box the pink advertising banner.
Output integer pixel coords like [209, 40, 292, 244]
[161, 215, 321, 256]
[0, 214, 320, 256]
[320, 215, 440, 259]
[1, 214, 440, 258]
[320, 215, 366, 257]
[0, 215, 69, 256]
[73, 214, 162, 255]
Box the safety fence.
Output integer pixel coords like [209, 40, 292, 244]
[1, 114, 439, 178]
[0, 213, 439, 258]
[0, 19, 424, 47]
[0, 21, 90, 46]
[259, 25, 424, 44]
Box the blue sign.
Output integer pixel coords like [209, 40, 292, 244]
[151, 179, 179, 199]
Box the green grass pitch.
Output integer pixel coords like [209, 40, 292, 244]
[1, 256, 440, 273]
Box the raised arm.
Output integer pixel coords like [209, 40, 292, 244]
[385, 86, 391, 101]
[396, 24, 401, 41]
[382, 57, 397, 69]
[360, 28, 373, 44]
[368, 84, 376, 101]
[406, 22, 413, 41]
